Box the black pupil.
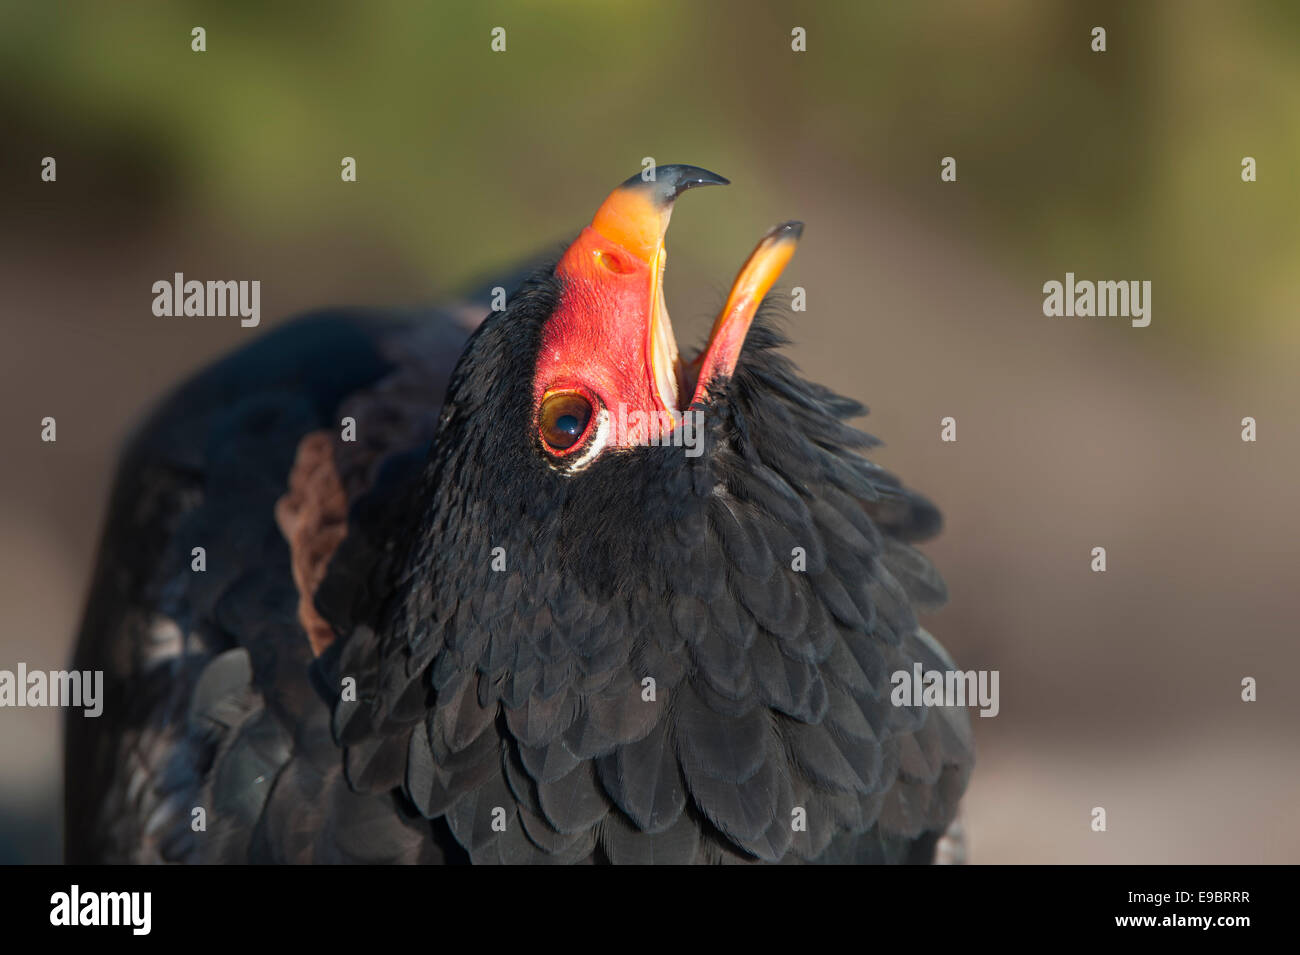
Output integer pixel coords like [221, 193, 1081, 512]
[541, 394, 592, 451]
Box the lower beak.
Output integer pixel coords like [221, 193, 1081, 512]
[572, 165, 802, 420]
[685, 220, 802, 406]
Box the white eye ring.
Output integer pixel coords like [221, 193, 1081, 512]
[550, 407, 610, 475]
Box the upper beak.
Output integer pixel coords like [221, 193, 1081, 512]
[556, 164, 801, 421]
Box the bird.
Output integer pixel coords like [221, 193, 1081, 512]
[65, 164, 973, 864]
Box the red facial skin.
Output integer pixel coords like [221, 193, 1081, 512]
[532, 173, 799, 461]
[534, 226, 675, 449]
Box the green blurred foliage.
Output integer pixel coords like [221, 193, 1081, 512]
[1, 0, 1296, 348]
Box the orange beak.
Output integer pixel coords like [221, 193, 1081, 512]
[552, 165, 801, 426]
[687, 220, 802, 397]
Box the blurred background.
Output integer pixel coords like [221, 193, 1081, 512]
[2, 0, 1297, 863]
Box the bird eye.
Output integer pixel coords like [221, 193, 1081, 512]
[538, 391, 594, 453]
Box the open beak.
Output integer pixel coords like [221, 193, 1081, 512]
[554, 164, 802, 425]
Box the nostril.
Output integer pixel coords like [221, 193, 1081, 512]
[594, 249, 634, 274]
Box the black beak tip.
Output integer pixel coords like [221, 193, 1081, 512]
[620, 163, 730, 206]
[772, 220, 804, 241]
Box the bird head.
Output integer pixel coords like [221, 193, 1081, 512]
[531, 164, 800, 473]
[410, 163, 916, 608]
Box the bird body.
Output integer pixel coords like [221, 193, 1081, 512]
[66, 166, 972, 864]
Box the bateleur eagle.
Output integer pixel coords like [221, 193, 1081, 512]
[65, 165, 973, 864]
